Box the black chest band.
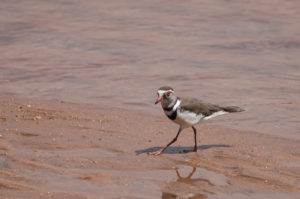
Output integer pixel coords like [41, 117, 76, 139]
[167, 110, 177, 120]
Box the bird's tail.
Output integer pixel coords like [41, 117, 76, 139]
[222, 106, 244, 113]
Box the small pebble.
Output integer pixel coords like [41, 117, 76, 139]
[34, 116, 42, 120]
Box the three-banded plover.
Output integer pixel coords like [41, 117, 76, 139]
[150, 86, 244, 155]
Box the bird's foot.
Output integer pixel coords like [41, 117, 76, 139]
[183, 148, 197, 153]
[148, 149, 163, 156]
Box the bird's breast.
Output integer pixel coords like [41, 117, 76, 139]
[176, 108, 204, 126]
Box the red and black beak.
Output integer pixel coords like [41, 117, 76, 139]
[155, 97, 163, 104]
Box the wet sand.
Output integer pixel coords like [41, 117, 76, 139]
[0, 94, 299, 198]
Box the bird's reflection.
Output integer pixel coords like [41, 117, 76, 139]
[176, 166, 196, 180]
[162, 166, 209, 199]
[175, 167, 213, 186]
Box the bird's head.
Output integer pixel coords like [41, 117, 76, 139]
[155, 86, 175, 105]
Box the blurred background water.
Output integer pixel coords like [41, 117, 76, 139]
[0, 0, 299, 139]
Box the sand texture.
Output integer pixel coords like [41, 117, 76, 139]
[0, 0, 300, 198]
[0, 94, 299, 198]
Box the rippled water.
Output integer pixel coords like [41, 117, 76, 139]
[0, 0, 299, 139]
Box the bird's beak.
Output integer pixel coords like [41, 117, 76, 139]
[155, 97, 163, 104]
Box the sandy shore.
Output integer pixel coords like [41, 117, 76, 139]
[0, 93, 299, 199]
[1, 0, 300, 198]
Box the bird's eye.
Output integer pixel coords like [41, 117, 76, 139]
[166, 91, 171, 97]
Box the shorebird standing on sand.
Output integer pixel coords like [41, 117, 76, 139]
[150, 86, 244, 155]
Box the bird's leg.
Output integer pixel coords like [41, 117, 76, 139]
[187, 167, 197, 179]
[192, 126, 198, 152]
[183, 126, 198, 153]
[149, 127, 182, 156]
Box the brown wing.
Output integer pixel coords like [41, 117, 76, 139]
[180, 98, 223, 116]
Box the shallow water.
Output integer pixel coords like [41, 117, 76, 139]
[0, 0, 300, 139]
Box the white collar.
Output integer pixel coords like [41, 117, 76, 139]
[173, 99, 181, 112]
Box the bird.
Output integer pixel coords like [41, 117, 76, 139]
[150, 86, 244, 155]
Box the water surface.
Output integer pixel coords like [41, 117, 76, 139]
[0, 0, 299, 139]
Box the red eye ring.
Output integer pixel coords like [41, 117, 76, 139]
[166, 90, 171, 96]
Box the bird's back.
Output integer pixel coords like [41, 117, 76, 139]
[179, 97, 223, 117]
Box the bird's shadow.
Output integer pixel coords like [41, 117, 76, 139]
[135, 144, 231, 155]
